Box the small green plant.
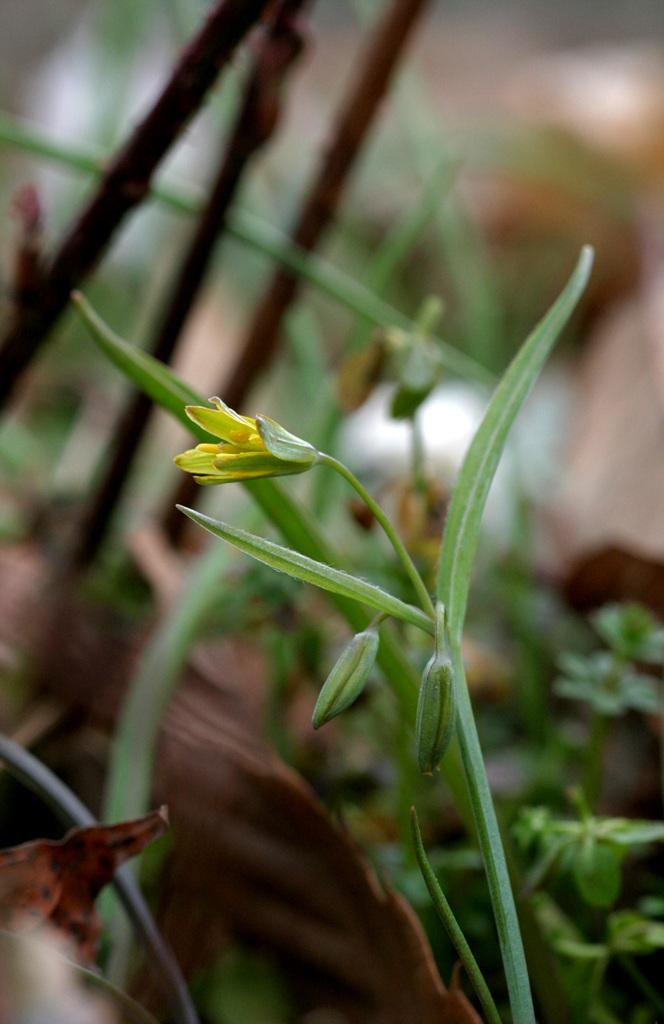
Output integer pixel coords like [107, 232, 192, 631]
[514, 789, 664, 908]
[512, 602, 664, 1022]
[556, 603, 663, 717]
[555, 602, 663, 807]
[74, 246, 594, 1024]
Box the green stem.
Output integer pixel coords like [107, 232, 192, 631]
[584, 712, 610, 809]
[410, 413, 428, 497]
[410, 809, 503, 1024]
[451, 648, 536, 1024]
[317, 452, 434, 617]
[587, 954, 609, 1018]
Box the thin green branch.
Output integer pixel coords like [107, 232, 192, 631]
[317, 452, 435, 617]
[410, 809, 503, 1024]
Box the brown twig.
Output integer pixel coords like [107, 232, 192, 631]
[6, 184, 44, 330]
[71, 1, 309, 568]
[0, 0, 271, 410]
[168, 0, 430, 531]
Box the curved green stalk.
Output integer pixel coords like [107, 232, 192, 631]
[453, 649, 535, 1019]
[410, 809, 502, 1024]
[436, 247, 594, 1023]
[317, 452, 434, 617]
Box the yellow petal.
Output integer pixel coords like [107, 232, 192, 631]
[173, 444, 222, 475]
[184, 398, 260, 446]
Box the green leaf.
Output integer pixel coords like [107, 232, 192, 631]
[592, 602, 664, 662]
[437, 246, 594, 644]
[573, 840, 622, 908]
[608, 911, 664, 955]
[410, 808, 503, 1024]
[430, 246, 592, 1024]
[71, 292, 212, 440]
[598, 820, 664, 846]
[554, 939, 608, 961]
[176, 506, 433, 634]
[522, 838, 571, 894]
[555, 650, 660, 716]
[104, 541, 232, 825]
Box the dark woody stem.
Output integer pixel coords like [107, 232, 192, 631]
[166, 0, 431, 538]
[0, 0, 271, 410]
[70, 0, 309, 568]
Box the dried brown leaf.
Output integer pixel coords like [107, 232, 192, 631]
[0, 809, 168, 964]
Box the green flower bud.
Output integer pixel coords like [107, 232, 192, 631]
[312, 627, 379, 729]
[415, 603, 456, 774]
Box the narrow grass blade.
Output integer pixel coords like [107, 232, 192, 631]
[177, 506, 433, 634]
[346, 156, 457, 354]
[410, 808, 502, 1024]
[103, 542, 231, 825]
[1, 112, 492, 384]
[437, 245, 594, 643]
[0, 734, 198, 1024]
[71, 293, 206, 431]
[433, 246, 593, 1024]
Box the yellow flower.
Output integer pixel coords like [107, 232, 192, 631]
[174, 397, 317, 484]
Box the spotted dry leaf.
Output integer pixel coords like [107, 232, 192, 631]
[0, 808, 168, 963]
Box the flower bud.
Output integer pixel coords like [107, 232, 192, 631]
[312, 627, 379, 729]
[174, 398, 317, 484]
[415, 603, 456, 774]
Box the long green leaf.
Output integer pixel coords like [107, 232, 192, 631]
[433, 246, 593, 1024]
[103, 542, 231, 824]
[437, 245, 594, 643]
[177, 506, 433, 634]
[71, 292, 205, 427]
